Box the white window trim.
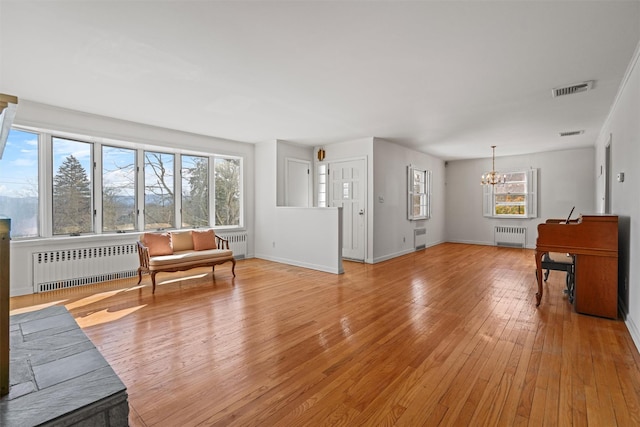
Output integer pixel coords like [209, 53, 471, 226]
[7, 124, 245, 239]
[483, 168, 538, 218]
[408, 165, 432, 221]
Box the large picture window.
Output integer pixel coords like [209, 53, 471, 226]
[144, 151, 175, 230]
[483, 169, 538, 218]
[214, 157, 240, 226]
[0, 129, 39, 237]
[102, 146, 137, 232]
[52, 138, 93, 235]
[0, 126, 245, 238]
[182, 155, 209, 228]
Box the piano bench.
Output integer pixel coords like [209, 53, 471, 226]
[540, 252, 575, 303]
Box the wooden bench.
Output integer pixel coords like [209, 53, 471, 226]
[137, 229, 236, 293]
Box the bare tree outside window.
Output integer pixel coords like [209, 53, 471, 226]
[214, 157, 240, 226]
[182, 155, 209, 228]
[144, 151, 174, 230]
[102, 146, 136, 232]
[52, 139, 93, 235]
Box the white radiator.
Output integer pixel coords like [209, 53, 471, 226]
[217, 232, 247, 259]
[414, 228, 427, 251]
[494, 226, 527, 248]
[33, 244, 139, 293]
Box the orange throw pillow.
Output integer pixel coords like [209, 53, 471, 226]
[192, 229, 217, 251]
[143, 233, 173, 256]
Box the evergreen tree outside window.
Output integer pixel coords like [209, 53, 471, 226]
[214, 157, 240, 226]
[182, 155, 209, 228]
[52, 138, 93, 234]
[0, 129, 39, 237]
[3, 126, 245, 238]
[144, 151, 175, 230]
[102, 146, 136, 232]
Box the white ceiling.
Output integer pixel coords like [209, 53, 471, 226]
[1, 1, 639, 160]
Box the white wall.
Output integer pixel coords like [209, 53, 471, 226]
[445, 147, 595, 249]
[254, 140, 343, 274]
[268, 207, 343, 274]
[254, 141, 278, 258]
[8, 100, 256, 296]
[594, 43, 640, 346]
[372, 138, 445, 262]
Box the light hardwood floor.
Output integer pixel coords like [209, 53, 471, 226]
[10, 243, 640, 426]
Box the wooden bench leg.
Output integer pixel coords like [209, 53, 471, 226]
[151, 272, 157, 294]
[231, 259, 236, 277]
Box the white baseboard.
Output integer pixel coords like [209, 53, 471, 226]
[626, 314, 640, 355]
[254, 254, 343, 274]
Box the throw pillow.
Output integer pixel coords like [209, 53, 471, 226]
[171, 231, 194, 252]
[192, 229, 216, 251]
[144, 233, 173, 256]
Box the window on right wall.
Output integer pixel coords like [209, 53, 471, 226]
[483, 169, 538, 218]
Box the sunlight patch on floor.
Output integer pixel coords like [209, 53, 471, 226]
[159, 272, 209, 285]
[75, 305, 147, 328]
[65, 289, 127, 310]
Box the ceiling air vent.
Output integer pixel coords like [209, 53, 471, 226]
[552, 81, 593, 98]
[559, 130, 584, 137]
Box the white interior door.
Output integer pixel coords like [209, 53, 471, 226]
[285, 158, 311, 207]
[329, 158, 366, 261]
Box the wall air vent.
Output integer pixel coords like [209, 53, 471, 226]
[552, 81, 593, 98]
[559, 130, 585, 137]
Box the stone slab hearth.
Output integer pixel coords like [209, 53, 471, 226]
[0, 305, 128, 426]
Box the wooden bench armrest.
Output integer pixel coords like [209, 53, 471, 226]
[137, 241, 150, 269]
[215, 235, 230, 250]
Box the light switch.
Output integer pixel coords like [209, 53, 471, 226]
[617, 172, 625, 182]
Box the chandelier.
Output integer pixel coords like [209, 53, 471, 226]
[481, 145, 505, 185]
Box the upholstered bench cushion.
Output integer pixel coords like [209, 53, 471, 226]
[148, 249, 233, 269]
[546, 252, 573, 264]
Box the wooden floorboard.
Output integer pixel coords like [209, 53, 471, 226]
[10, 242, 640, 426]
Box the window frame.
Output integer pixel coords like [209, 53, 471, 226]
[181, 154, 210, 229]
[143, 150, 176, 230]
[483, 169, 538, 219]
[213, 156, 242, 229]
[101, 145, 138, 233]
[408, 165, 432, 221]
[0, 128, 40, 238]
[2, 124, 245, 239]
[51, 136, 95, 236]
[316, 163, 328, 207]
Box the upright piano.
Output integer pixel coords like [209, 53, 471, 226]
[535, 214, 618, 319]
